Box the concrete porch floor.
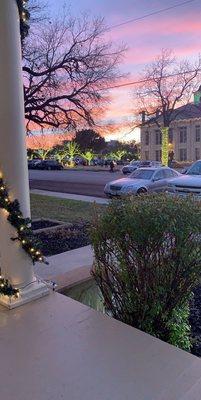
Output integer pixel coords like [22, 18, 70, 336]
[0, 292, 201, 400]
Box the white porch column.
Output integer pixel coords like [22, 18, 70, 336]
[0, 0, 48, 308]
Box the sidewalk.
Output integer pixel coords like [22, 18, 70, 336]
[31, 189, 109, 205]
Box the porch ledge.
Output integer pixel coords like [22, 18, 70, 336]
[0, 292, 201, 400]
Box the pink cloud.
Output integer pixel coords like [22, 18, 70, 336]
[108, 12, 201, 40]
[106, 11, 201, 70]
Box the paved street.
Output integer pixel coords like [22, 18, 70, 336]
[29, 169, 122, 197]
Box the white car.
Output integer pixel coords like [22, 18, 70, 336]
[104, 167, 180, 197]
[167, 160, 201, 198]
[121, 160, 162, 175]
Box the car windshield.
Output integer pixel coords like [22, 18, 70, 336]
[130, 169, 155, 180]
[187, 161, 201, 175]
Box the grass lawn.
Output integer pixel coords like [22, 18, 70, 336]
[30, 194, 105, 223]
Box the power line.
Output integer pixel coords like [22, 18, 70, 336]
[108, 0, 196, 30]
[100, 0, 199, 92]
[99, 68, 201, 91]
[102, 1, 198, 139]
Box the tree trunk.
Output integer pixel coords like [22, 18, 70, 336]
[161, 127, 169, 166]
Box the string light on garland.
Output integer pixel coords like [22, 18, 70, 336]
[0, 175, 48, 297]
[16, 0, 30, 41]
[0, 273, 19, 298]
[0, 176, 48, 266]
[161, 127, 169, 166]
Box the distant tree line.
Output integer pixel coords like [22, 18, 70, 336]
[27, 129, 140, 166]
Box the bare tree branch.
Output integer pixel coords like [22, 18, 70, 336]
[135, 49, 201, 128]
[23, 9, 126, 131]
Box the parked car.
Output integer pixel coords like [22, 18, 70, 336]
[74, 156, 85, 165]
[122, 160, 162, 175]
[167, 159, 201, 198]
[28, 159, 42, 169]
[35, 160, 64, 170]
[121, 160, 141, 174]
[104, 167, 180, 197]
[92, 158, 105, 166]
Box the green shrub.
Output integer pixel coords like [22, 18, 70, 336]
[91, 194, 201, 351]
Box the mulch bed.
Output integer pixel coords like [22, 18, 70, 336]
[32, 219, 59, 230]
[34, 222, 90, 256]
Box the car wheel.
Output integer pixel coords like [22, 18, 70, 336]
[137, 187, 147, 195]
[47, 166, 51, 170]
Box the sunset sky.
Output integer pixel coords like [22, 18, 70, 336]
[47, 0, 201, 141]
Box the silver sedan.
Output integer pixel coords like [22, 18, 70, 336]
[104, 167, 180, 197]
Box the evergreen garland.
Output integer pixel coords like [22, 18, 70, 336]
[0, 177, 48, 265]
[0, 275, 19, 298]
[0, 175, 48, 297]
[16, 0, 30, 41]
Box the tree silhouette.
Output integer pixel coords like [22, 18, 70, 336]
[135, 49, 201, 165]
[75, 129, 106, 152]
[23, 9, 126, 130]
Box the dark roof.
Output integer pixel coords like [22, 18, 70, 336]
[174, 103, 201, 120]
[145, 103, 201, 125]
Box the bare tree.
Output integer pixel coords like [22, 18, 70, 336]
[135, 49, 201, 165]
[23, 10, 126, 131]
[109, 150, 126, 161]
[52, 145, 69, 165]
[28, 134, 54, 159]
[64, 142, 80, 166]
[81, 150, 95, 166]
[35, 148, 52, 161]
[27, 0, 48, 24]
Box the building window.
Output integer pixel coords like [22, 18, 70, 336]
[155, 130, 162, 145]
[155, 150, 162, 161]
[145, 131, 149, 145]
[179, 148, 187, 161]
[195, 125, 201, 142]
[195, 148, 200, 160]
[179, 127, 187, 143]
[145, 151, 149, 160]
[168, 128, 173, 144]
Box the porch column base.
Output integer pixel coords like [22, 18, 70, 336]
[0, 280, 49, 309]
